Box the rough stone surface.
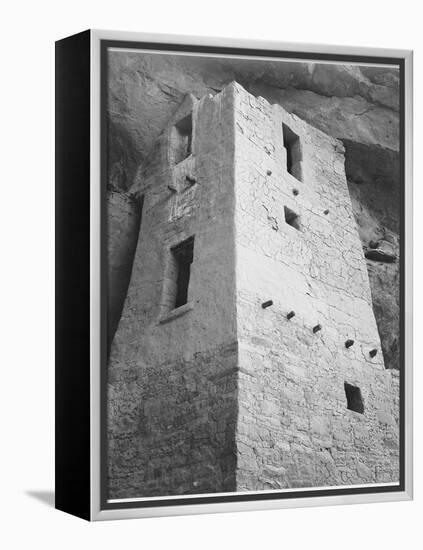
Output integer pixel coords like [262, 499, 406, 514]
[108, 87, 239, 497]
[107, 83, 399, 498]
[232, 85, 398, 490]
[107, 191, 141, 348]
[107, 52, 400, 372]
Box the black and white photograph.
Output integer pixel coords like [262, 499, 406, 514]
[103, 41, 406, 507]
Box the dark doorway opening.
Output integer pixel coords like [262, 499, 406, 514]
[171, 236, 194, 308]
[282, 123, 303, 181]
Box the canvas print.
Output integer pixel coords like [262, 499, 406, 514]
[105, 47, 401, 503]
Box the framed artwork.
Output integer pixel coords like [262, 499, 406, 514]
[55, 29, 413, 521]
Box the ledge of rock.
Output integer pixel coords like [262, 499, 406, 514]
[364, 248, 397, 263]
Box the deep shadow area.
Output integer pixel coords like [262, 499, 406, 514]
[107, 192, 143, 352]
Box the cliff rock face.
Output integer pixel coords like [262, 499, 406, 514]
[107, 191, 141, 353]
[107, 51, 400, 370]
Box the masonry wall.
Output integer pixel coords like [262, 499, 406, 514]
[232, 84, 399, 490]
[107, 86, 239, 498]
[107, 82, 399, 499]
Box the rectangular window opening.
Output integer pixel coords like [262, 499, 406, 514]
[282, 123, 303, 181]
[173, 114, 193, 164]
[344, 382, 364, 414]
[171, 236, 194, 309]
[284, 206, 301, 231]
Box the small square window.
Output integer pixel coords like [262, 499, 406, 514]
[344, 382, 364, 414]
[284, 206, 301, 230]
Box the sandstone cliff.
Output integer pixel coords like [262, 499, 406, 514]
[107, 51, 400, 370]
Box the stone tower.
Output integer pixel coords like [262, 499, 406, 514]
[108, 82, 399, 499]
